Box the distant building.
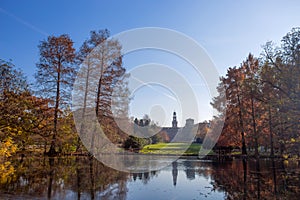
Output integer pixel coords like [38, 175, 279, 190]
[161, 112, 209, 143]
[185, 118, 194, 127]
[161, 112, 179, 141]
[172, 111, 178, 128]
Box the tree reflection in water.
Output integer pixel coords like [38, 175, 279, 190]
[0, 157, 129, 199]
[0, 157, 299, 199]
[209, 159, 300, 199]
[172, 161, 178, 186]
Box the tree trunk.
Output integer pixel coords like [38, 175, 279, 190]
[89, 157, 95, 200]
[76, 59, 92, 152]
[48, 63, 61, 156]
[250, 95, 259, 159]
[92, 59, 104, 154]
[243, 159, 248, 200]
[268, 105, 274, 158]
[237, 92, 247, 156]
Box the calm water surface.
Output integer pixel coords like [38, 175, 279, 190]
[0, 156, 299, 199]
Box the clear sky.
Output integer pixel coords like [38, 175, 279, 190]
[1, 1, 300, 126]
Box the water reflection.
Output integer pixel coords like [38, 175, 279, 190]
[0, 156, 299, 199]
[172, 161, 178, 186]
[210, 158, 300, 199]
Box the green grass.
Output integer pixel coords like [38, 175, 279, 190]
[140, 143, 203, 155]
[231, 151, 242, 155]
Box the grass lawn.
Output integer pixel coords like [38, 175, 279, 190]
[140, 143, 203, 156]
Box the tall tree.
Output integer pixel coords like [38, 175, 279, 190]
[0, 59, 30, 149]
[211, 55, 264, 156]
[74, 30, 129, 155]
[241, 54, 262, 158]
[259, 59, 281, 157]
[261, 28, 300, 156]
[221, 66, 248, 155]
[0, 59, 28, 95]
[35, 34, 76, 155]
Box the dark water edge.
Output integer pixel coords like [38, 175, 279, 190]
[0, 156, 300, 200]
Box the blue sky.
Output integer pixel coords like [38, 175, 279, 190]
[1, 1, 300, 126]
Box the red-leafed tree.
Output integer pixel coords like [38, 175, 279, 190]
[35, 34, 77, 155]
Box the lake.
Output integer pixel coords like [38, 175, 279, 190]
[0, 156, 299, 199]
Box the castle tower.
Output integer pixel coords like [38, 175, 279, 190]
[172, 111, 178, 128]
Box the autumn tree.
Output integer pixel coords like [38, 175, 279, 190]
[260, 28, 300, 156]
[277, 28, 300, 155]
[211, 54, 266, 157]
[0, 60, 19, 167]
[74, 30, 130, 155]
[0, 59, 28, 95]
[211, 66, 248, 155]
[0, 59, 57, 155]
[240, 54, 263, 158]
[0, 59, 30, 149]
[212, 28, 300, 159]
[23, 96, 53, 153]
[259, 60, 280, 157]
[88, 30, 125, 124]
[35, 34, 76, 155]
[72, 31, 104, 152]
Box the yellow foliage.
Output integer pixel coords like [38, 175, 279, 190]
[290, 138, 296, 143]
[0, 137, 17, 158]
[0, 161, 15, 184]
[0, 138, 16, 184]
[282, 154, 289, 159]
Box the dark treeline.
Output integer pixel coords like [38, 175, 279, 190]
[210, 28, 300, 158]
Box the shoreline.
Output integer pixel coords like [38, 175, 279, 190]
[12, 151, 296, 162]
